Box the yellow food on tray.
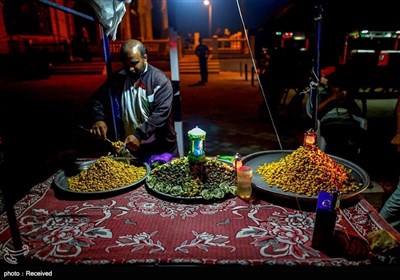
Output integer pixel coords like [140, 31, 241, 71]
[111, 140, 126, 156]
[68, 156, 146, 192]
[257, 146, 360, 196]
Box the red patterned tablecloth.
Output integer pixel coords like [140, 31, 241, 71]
[1, 174, 399, 268]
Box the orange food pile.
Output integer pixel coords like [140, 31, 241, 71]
[257, 146, 361, 196]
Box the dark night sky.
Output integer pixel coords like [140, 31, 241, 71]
[167, 0, 399, 37]
[167, 0, 293, 37]
[165, 0, 397, 67]
[164, 0, 398, 66]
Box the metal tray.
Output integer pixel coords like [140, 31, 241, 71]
[53, 158, 150, 195]
[145, 158, 234, 203]
[242, 150, 370, 202]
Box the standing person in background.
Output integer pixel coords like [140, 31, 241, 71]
[379, 96, 400, 231]
[258, 47, 271, 76]
[71, 27, 91, 62]
[87, 39, 178, 161]
[195, 37, 210, 85]
[185, 33, 194, 50]
[223, 28, 231, 48]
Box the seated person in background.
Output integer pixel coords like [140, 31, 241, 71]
[86, 39, 178, 161]
[308, 72, 367, 160]
[379, 96, 400, 231]
[318, 75, 363, 122]
[391, 97, 400, 150]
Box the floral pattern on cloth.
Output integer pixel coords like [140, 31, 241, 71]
[0, 177, 51, 232]
[19, 208, 113, 259]
[124, 190, 237, 220]
[234, 203, 318, 260]
[1, 174, 399, 267]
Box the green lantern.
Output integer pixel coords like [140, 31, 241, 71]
[188, 126, 206, 157]
[187, 126, 206, 181]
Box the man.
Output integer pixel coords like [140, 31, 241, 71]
[88, 39, 178, 161]
[304, 71, 366, 161]
[379, 96, 400, 231]
[391, 97, 400, 151]
[195, 37, 210, 85]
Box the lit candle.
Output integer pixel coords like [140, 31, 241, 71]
[303, 129, 317, 147]
[234, 152, 242, 171]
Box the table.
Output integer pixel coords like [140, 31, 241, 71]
[1, 172, 399, 276]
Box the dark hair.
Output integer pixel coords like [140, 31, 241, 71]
[120, 39, 147, 59]
[326, 70, 350, 90]
[136, 44, 147, 57]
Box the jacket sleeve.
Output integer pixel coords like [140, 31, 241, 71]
[133, 70, 173, 141]
[87, 72, 123, 126]
[88, 82, 108, 123]
[92, 102, 106, 122]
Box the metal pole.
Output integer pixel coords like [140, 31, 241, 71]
[209, 4, 212, 38]
[101, 27, 118, 141]
[2, 185, 25, 265]
[38, 0, 95, 21]
[342, 35, 349, 64]
[251, 66, 255, 86]
[169, 28, 184, 157]
[310, 2, 323, 131]
[167, 1, 184, 157]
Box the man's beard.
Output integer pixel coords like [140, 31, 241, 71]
[127, 69, 140, 80]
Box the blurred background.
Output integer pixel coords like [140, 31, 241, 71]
[0, 0, 399, 210]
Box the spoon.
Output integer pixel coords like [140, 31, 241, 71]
[78, 125, 131, 160]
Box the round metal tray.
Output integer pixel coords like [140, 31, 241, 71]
[145, 158, 235, 203]
[242, 150, 370, 202]
[53, 158, 150, 195]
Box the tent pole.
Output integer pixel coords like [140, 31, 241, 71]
[310, 1, 324, 131]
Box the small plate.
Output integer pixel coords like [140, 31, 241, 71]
[53, 158, 150, 195]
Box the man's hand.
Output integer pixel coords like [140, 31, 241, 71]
[391, 133, 400, 152]
[90, 121, 108, 139]
[125, 135, 140, 152]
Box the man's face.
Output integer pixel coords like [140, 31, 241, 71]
[122, 46, 147, 79]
